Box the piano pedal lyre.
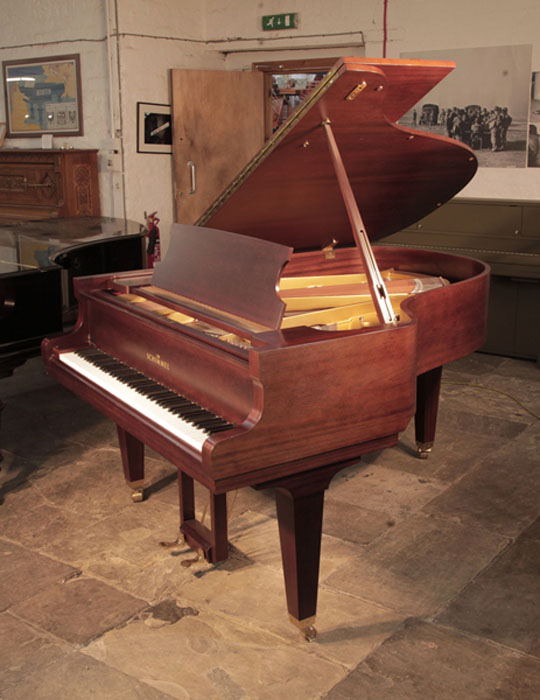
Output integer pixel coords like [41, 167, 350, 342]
[177, 472, 229, 567]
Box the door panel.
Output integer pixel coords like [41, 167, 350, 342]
[171, 69, 265, 225]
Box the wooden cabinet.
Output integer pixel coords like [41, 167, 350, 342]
[0, 149, 100, 221]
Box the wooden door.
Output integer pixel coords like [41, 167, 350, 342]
[171, 69, 265, 225]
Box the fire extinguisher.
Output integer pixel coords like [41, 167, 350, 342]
[145, 211, 161, 268]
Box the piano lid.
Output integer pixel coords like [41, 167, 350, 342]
[199, 57, 478, 250]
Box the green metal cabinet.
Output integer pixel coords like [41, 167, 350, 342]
[379, 198, 540, 363]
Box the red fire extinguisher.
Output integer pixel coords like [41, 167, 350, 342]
[145, 211, 161, 268]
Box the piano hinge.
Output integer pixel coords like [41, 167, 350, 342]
[345, 82, 367, 101]
[322, 238, 339, 259]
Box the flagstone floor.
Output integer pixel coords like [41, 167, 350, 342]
[1, 353, 539, 699]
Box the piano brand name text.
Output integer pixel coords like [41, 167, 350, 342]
[146, 352, 170, 370]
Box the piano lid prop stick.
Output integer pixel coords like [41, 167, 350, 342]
[321, 118, 397, 326]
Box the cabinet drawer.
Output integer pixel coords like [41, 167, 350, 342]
[0, 163, 62, 208]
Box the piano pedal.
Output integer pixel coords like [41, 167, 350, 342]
[289, 614, 317, 643]
[181, 549, 203, 568]
[160, 532, 185, 549]
[416, 442, 433, 459]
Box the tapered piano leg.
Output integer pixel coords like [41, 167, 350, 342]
[415, 366, 443, 459]
[275, 486, 324, 642]
[117, 426, 145, 501]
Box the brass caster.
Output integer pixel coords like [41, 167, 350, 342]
[416, 442, 433, 460]
[302, 624, 317, 643]
[131, 488, 144, 502]
[290, 614, 317, 642]
[129, 479, 145, 502]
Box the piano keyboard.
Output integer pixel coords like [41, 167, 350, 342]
[59, 348, 233, 452]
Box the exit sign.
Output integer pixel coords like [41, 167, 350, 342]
[262, 13, 298, 30]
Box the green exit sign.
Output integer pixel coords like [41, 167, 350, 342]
[262, 13, 298, 30]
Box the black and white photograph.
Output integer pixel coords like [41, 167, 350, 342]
[400, 45, 532, 168]
[528, 71, 540, 167]
[136, 101, 172, 153]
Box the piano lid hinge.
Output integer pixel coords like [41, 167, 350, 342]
[322, 238, 339, 259]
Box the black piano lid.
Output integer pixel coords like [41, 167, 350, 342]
[199, 56, 478, 251]
[0, 217, 145, 275]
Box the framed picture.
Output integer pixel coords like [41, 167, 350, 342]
[137, 102, 172, 153]
[2, 54, 83, 137]
[0, 123, 6, 147]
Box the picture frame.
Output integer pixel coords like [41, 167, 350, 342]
[0, 122, 6, 147]
[2, 54, 83, 138]
[137, 102, 172, 154]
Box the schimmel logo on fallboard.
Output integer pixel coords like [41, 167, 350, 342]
[146, 352, 170, 370]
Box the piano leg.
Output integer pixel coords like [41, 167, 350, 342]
[117, 426, 145, 501]
[415, 366, 443, 459]
[270, 463, 344, 642]
[275, 486, 323, 642]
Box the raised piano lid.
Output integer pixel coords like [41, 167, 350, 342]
[198, 56, 478, 248]
[151, 56, 478, 333]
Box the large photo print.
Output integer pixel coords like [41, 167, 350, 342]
[400, 45, 532, 168]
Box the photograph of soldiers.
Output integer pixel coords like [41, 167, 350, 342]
[400, 45, 531, 168]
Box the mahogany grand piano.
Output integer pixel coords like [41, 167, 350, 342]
[42, 57, 489, 640]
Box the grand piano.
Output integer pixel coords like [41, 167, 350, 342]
[42, 57, 489, 640]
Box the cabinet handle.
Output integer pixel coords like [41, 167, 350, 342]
[0, 176, 54, 192]
[188, 161, 196, 194]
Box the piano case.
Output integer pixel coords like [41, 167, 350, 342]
[42, 57, 489, 639]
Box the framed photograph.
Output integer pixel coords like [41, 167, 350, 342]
[0, 123, 6, 147]
[137, 102, 172, 154]
[2, 54, 83, 137]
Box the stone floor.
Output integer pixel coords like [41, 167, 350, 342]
[0, 352, 539, 699]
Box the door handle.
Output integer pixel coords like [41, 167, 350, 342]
[188, 161, 196, 194]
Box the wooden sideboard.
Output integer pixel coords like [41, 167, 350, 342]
[0, 149, 100, 220]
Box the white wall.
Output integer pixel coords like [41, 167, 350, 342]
[1, 0, 540, 252]
[0, 0, 117, 214]
[208, 0, 540, 203]
[112, 1, 214, 245]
